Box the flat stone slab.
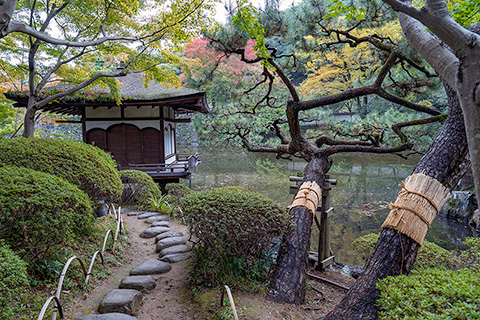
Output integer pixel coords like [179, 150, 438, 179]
[127, 211, 144, 216]
[75, 314, 138, 320]
[119, 275, 156, 293]
[138, 212, 162, 219]
[98, 289, 142, 315]
[155, 230, 184, 243]
[145, 215, 170, 224]
[155, 237, 187, 252]
[159, 244, 190, 257]
[151, 221, 171, 228]
[139, 227, 170, 238]
[160, 253, 191, 263]
[130, 259, 172, 275]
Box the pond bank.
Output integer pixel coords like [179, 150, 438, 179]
[181, 146, 479, 265]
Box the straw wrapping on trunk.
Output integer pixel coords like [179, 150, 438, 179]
[381, 173, 450, 245]
[291, 181, 322, 214]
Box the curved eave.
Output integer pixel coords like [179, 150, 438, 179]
[8, 91, 210, 116]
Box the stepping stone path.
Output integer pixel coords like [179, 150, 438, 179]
[98, 289, 142, 314]
[75, 209, 191, 319]
[75, 313, 138, 320]
[155, 236, 187, 252]
[159, 244, 190, 258]
[138, 211, 163, 219]
[127, 211, 144, 217]
[151, 220, 171, 228]
[160, 253, 191, 263]
[145, 215, 170, 224]
[155, 230, 184, 242]
[130, 259, 172, 275]
[139, 226, 170, 238]
[119, 275, 156, 293]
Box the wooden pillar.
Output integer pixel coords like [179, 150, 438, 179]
[316, 179, 334, 271]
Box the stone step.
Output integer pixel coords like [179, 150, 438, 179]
[151, 220, 171, 228]
[155, 230, 184, 243]
[130, 259, 172, 275]
[159, 244, 190, 258]
[119, 275, 156, 293]
[160, 252, 191, 263]
[145, 215, 170, 224]
[75, 313, 138, 320]
[98, 289, 143, 315]
[127, 211, 144, 216]
[139, 226, 170, 238]
[138, 212, 163, 219]
[155, 237, 187, 253]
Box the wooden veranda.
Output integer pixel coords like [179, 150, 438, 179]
[127, 153, 200, 186]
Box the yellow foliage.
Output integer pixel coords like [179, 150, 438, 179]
[300, 22, 403, 99]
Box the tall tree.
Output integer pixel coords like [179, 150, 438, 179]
[382, 0, 480, 215]
[0, 0, 216, 137]
[186, 0, 457, 305]
[325, 1, 479, 318]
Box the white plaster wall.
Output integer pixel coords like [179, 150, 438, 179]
[124, 105, 160, 118]
[85, 106, 121, 118]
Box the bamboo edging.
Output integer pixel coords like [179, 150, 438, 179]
[382, 173, 450, 245]
[39, 204, 123, 320]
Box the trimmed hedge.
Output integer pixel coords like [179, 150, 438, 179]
[0, 138, 122, 201]
[180, 187, 290, 289]
[119, 170, 162, 205]
[0, 243, 30, 318]
[352, 233, 453, 270]
[166, 183, 193, 198]
[0, 165, 95, 267]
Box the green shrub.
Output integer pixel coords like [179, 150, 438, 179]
[144, 194, 173, 214]
[353, 233, 453, 269]
[0, 138, 122, 201]
[0, 242, 30, 318]
[119, 170, 161, 205]
[181, 186, 290, 289]
[0, 165, 95, 275]
[378, 268, 480, 319]
[166, 182, 193, 198]
[457, 237, 480, 271]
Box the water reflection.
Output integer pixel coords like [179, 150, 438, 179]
[186, 147, 479, 265]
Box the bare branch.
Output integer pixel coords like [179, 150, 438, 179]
[392, 115, 446, 142]
[322, 142, 411, 157]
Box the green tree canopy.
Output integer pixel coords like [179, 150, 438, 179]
[0, 0, 218, 136]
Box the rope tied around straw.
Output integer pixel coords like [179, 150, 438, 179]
[382, 173, 450, 245]
[387, 181, 441, 229]
[388, 204, 431, 228]
[398, 181, 440, 214]
[291, 181, 322, 214]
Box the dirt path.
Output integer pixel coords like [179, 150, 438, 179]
[67, 211, 196, 319]
[66, 211, 350, 319]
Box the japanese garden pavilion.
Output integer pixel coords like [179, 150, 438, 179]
[7, 73, 209, 184]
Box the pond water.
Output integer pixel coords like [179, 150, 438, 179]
[180, 144, 479, 265]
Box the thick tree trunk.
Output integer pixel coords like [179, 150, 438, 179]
[456, 47, 480, 209]
[268, 156, 331, 303]
[0, 0, 17, 37]
[324, 85, 469, 319]
[22, 97, 37, 138]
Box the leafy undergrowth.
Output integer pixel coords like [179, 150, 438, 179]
[182, 268, 352, 320]
[12, 214, 130, 320]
